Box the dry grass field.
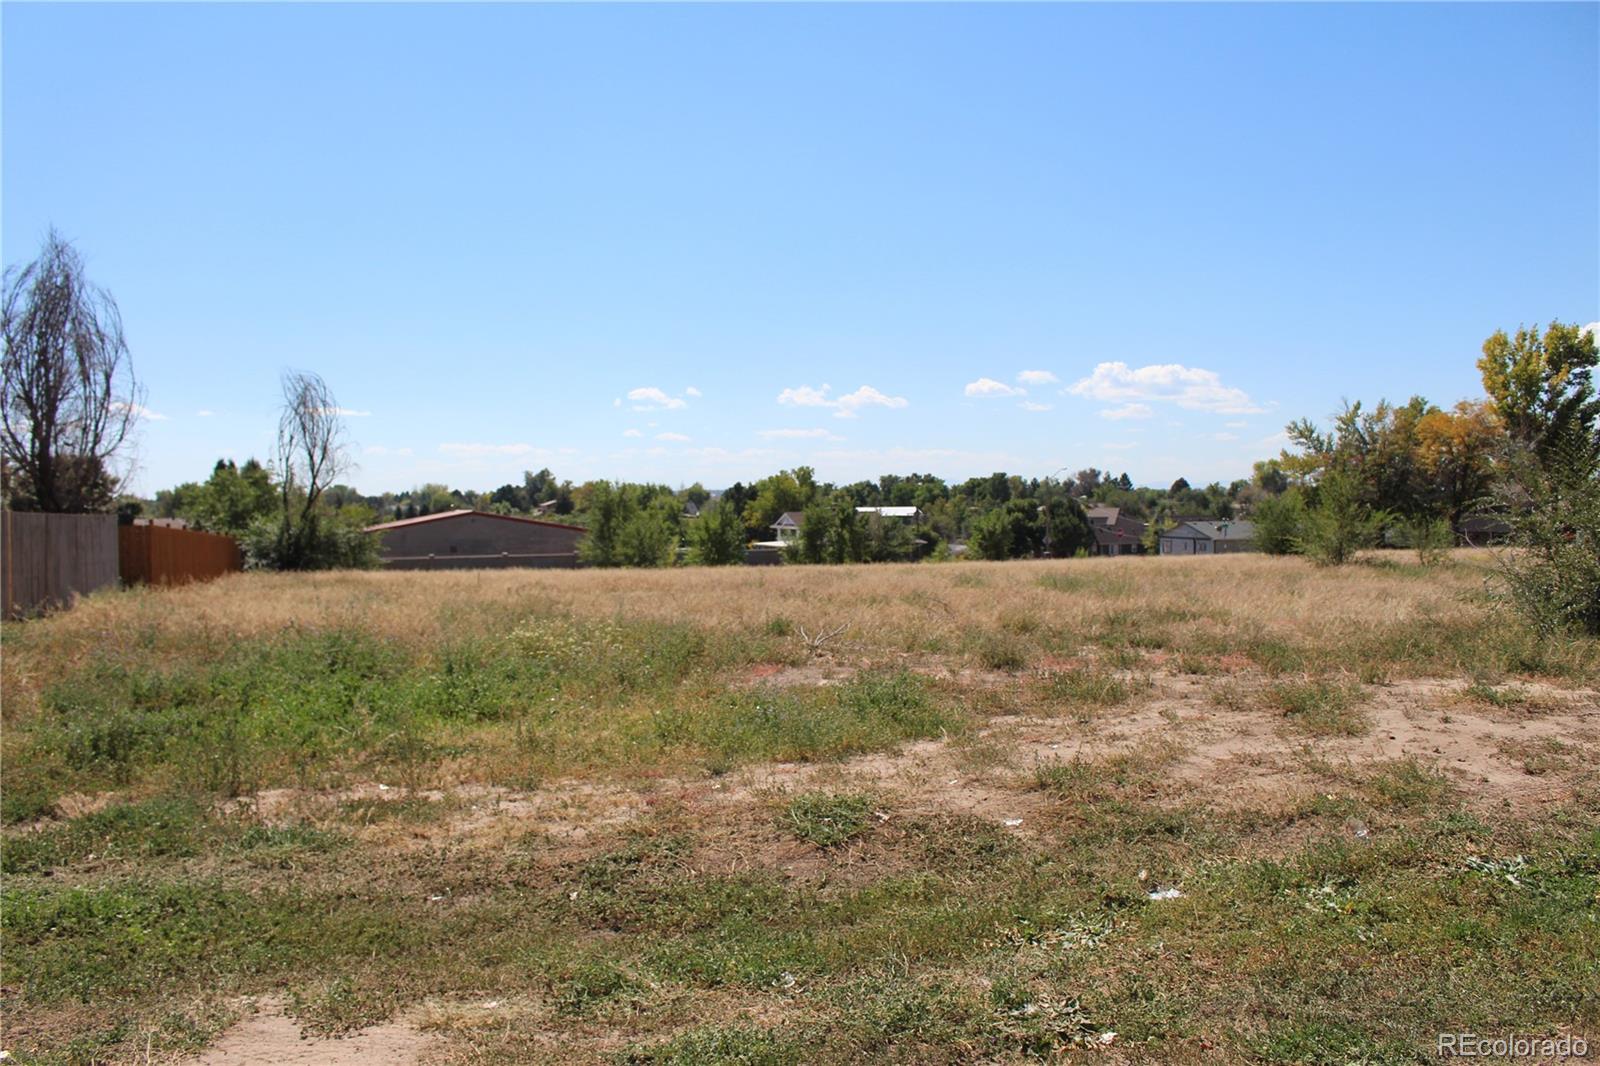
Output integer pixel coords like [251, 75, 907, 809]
[2, 551, 1597, 1064]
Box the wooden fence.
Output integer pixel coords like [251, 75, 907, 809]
[1, 511, 120, 619]
[118, 524, 243, 587]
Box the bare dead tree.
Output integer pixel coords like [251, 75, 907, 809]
[1, 230, 144, 512]
[275, 370, 348, 568]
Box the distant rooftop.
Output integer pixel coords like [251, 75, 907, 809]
[364, 509, 586, 534]
[1168, 519, 1255, 541]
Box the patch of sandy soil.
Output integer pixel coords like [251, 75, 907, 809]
[222, 675, 1595, 880]
[978, 675, 1597, 813]
[26, 676, 1596, 858]
[545, 677, 1587, 837]
[180, 1000, 435, 1066]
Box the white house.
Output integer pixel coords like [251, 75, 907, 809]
[856, 506, 924, 522]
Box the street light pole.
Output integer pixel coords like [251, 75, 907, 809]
[1040, 465, 1073, 559]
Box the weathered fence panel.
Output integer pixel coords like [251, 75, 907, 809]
[118, 524, 243, 587]
[1, 511, 120, 619]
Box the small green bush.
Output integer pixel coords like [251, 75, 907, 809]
[1399, 515, 1454, 566]
[1494, 440, 1600, 636]
[1297, 469, 1386, 566]
[1271, 679, 1367, 736]
[782, 792, 873, 847]
[1252, 489, 1307, 555]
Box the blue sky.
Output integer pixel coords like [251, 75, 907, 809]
[4, 3, 1596, 496]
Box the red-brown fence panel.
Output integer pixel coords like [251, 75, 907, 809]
[117, 524, 244, 587]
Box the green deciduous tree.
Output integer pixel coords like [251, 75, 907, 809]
[1251, 488, 1306, 555]
[742, 467, 818, 541]
[686, 498, 747, 565]
[579, 483, 680, 567]
[617, 497, 680, 568]
[1493, 436, 1600, 636]
[1297, 468, 1386, 566]
[187, 459, 276, 535]
[967, 500, 1045, 560]
[578, 481, 629, 566]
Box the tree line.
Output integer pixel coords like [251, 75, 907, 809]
[4, 231, 1595, 633]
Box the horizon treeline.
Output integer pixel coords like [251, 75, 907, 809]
[128, 320, 1595, 577]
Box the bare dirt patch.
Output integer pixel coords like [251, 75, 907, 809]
[181, 999, 435, 1066]
[211, 676, 1599, 880]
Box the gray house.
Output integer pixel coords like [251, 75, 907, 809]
[365, 509, 585, 569]
[1158, 519, 1256, 555]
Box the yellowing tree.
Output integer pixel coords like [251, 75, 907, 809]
[1477, 322, 1597, 463]
[1414, 401, 1503, 524]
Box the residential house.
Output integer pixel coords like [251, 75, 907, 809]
[1084, 505, 1146, 556]
[365, 509, 585, 569]
[1456, 514, 1511, 546]
[1158, 519, 1257, 555]
[767, 511, 805, 545]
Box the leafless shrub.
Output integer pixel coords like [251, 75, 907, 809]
[798, 621, 849, 659]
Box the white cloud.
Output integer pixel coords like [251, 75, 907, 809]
[758, 427, 844, 441]
[1211, 432, 1240, 442]
[439, 442, 537, 457]
[655, 431, 691, 442]
[1018, 401, 1053, 413]
[684, 386, 703, 398]
[1017, 370, 1058, 385]
[1583, 322, 1598, 338]
[964, 377, 1026, 399]
[1100, 403, 1154, 421]
[1103, 442, 1139, 452]
[1225, 420, 1248, 428]
[364, 445, 413, 457]
[311, 406, 371, 417]
[1068, 362, 1264, 415]
[112, 401, 169, 421]
[196, 409, 215, 418]
[836, 385, 909, 416]
[626, 386, 688, 411]
[777, 384, 833, 408]
[622, 428, 643, 438]
[778, 383, 909, 419]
